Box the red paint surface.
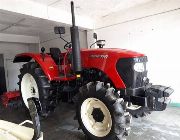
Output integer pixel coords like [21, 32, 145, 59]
[81, 48, 145, 88]
[1, 91, 20, 107]
[15, 53, 59, 80]
[14, 48, 145, 89]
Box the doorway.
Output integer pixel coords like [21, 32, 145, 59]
[0, 54, 7, 95]
[6, 59, 22, 91]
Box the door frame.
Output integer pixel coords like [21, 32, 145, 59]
[0, 54, 7, 94]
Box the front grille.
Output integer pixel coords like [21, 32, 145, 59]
[116, 56, 148, 89]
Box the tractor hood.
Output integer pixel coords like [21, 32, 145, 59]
[81, 48, 146, 89]
[81, 48, 145, 58]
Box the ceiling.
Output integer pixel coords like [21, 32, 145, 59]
[0, 0, 152, 36]
[30, 0, 152, 18]
[0, 10, 66, 36]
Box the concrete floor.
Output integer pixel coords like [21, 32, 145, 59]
[0, 102, 180, 140]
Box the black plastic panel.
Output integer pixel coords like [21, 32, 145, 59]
[116, 56, 148, 88]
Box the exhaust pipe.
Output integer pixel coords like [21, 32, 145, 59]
[70, 1, 82, 74]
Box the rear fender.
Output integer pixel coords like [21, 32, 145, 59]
[13, 53, 59, 81]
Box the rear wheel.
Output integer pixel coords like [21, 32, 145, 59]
[18, 62, 56, 117]
[76, 81, 131, 140]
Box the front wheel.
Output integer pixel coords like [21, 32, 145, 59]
[76, 81, 131, 140]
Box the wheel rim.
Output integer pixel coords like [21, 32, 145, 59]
[21, 73, 39, 108]
[81, 98, 112, 137]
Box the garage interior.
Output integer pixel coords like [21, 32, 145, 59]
[0, 0, 180, 140]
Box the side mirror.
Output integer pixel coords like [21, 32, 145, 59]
[54, 27, 65, 34]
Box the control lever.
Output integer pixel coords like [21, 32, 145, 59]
[41, 47, 45, 61]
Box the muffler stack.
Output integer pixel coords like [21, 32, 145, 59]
[70, 1, 82, 74]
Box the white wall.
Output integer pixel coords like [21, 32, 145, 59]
[91, 0, 180, 103]
[0, 42, 38, 91]
[0, 33, 39, 44]
[28, 44, 39, 53]
[39, 29, 88, 52]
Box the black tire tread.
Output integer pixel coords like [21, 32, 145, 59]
[18, 62, 56, 117]
[77, 81, 131, 140]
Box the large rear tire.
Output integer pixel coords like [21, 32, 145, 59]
[76, 81, 131, 140]
[18, 62, 56, 117]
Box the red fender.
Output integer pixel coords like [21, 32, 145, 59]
[13, 53, 59, 81]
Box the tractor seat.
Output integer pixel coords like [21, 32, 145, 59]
[50, 48, 63, 65]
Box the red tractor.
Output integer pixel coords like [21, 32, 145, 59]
[13, 2, 173, 140]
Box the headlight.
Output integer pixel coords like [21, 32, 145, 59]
[134, 63, 145, 72]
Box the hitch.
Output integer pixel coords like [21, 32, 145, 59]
[127, 84, 173, 111]
[146, 85, 174, 111]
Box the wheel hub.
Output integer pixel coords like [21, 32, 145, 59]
[81, 98, 112, 137]
[91, 108, 104, 123]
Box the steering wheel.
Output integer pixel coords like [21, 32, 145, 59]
[64, 42, 72, 50]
